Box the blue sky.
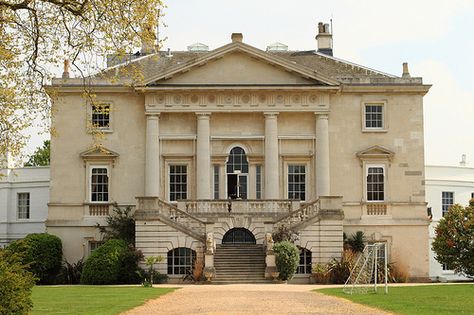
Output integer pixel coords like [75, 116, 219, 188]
[28, 0, 474, 166]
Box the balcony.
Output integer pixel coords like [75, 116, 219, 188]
[178, 199, 300, 214]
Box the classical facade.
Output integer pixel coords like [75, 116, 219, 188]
[425, 163, 474, 281]
[0, 154, 49, 246]
[47, 24, 431, 282]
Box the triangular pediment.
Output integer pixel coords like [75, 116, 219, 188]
[144, 42, 339, 87]
[80, 146, 119, 160]
[356, 145, 394, 160]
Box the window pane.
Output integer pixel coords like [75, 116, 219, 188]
[367, 167, 384, 201]
[365, 104, 383, 128]
[91, 167, 108, 202]
[288, 165, 306, 200]
[92, 104, 110, 128]
[17, 193, 30, 219]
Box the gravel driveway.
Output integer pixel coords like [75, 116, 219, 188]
[123, 284, 389, 315]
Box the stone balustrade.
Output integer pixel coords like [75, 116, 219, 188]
[179, 199, 296, 214]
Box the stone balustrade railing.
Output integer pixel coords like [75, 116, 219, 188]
[181, 199, 294, 214]
[136, 197, 206, 239]
[273, 199, 320, 229]
[365, 203, 388, 216]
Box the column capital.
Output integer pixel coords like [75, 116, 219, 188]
[196, 112, 212, 118]
[145, 112, 160, 118]
[315, 112, 329, 120]
[263, 112, 279, 118]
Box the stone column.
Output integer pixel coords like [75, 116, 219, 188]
[315, 113, 330, 197]
[264, 112, 279, 199]
[196, 113, 211, 199]
[145, 113, 160, 196]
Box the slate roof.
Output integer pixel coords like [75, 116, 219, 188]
[99, 44, 423, 86]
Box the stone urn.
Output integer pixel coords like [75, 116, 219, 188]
[271, 271, 280, 281]
[203, 266, 215, 282]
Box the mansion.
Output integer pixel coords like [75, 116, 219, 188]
[47, 23, 431, 282]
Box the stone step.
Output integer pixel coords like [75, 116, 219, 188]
[211, 280, 273, 284]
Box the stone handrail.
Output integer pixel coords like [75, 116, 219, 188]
[182, 199, 293, 214]
[273, 199, 320, 230]
[136, 197, 206, 241]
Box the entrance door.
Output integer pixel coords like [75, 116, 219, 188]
[222, 228, 256, 244]
[227, 174, 247, 199]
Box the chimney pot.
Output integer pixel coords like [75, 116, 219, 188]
[402, 62, 411, 78]
[62, 59, 70, 79]
[231, 33, 243, 43]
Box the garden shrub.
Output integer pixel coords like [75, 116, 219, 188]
[0, 249, 36, 314]
[81, 239, 142, 284]
[6, 233, 62, 284]
[273, 241, 299, 281]
[328, 249, 357, 284]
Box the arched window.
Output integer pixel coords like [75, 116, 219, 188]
[296, 247, 312, 274]
[226, 147, 249, 174]
[226, 147, 249, 199]
[222, 228, 256, 244]
[167, 247, 196, 275]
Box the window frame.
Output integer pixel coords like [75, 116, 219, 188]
[168, 164, 188, 202]
[361, 101, 387, 132]
[167, 247, 196, 275]
[88, 101, 114, 133]
[441, 191, 454, 217]
[286, 163, 307, 201]
[213, 164, 220, 200]
[255, 164, 262, 200]
[17, 192, 30, 220]
[88, 165, 110, 203]
[366, 164, 386, 202]
[296, 247, 312, 275]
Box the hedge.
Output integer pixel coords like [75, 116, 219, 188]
[273, 241, 299, 281]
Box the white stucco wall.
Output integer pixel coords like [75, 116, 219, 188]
[0, 166, 50, 246]
[425, 164, 474, 281]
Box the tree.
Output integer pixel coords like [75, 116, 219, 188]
[24, 140, 50, 166]
[432, 200, 474, 278]
[96, 204, 135, 246]
[1, 0, 164, 159]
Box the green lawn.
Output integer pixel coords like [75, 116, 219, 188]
[32, 286, 176, 314]
[317, 284, 474, 315]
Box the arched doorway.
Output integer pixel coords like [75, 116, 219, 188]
[226, 147, 248, 199]
[222, 228, 256, 244]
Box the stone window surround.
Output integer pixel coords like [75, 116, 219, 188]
[366, 164, 385, 202]
[361, 100, 388, 133]
[283, 159, 310, 202]
[86, 100, 114, 133]
[17, 192, 30, 220]
[165, 160, 191, 203]
[86, 163, 111, 203]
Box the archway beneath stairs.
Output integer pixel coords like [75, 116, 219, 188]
[222, 228, 256, 244]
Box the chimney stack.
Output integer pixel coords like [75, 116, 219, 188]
[402, 62, 411, 78]
[231, 33, 243, 43]
[460, 154, 467, 167]
[62, 59, 70, 78]
[316, 22, 333, 56]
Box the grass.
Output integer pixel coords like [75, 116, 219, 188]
[317, 284, 474, 315]
[32, 285, 176, 314]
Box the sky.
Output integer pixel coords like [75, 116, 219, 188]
[28, 0, 474, 167]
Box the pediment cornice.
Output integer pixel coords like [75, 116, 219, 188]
[80, 146, 119, 166]
[143, 42, 340, 86]
[356, 145, 395, 164]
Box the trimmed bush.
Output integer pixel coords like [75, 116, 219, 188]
[6, 233, 62, 284]
[273, 241, 299, 281]
[0, 249, 36, 314]
[81, 239, 142, 284]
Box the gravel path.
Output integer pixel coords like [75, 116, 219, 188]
[123, 284, 389, 315]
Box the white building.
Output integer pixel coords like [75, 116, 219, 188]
[0, 155, 49, 246]
[425, 163, 474, 281]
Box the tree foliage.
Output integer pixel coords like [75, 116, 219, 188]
[0, 249, 36, 315]
[0, 0, 164, 158]
[432, 200, 474, 277]
[81, 239, 142, 284]
[273, 241, 299, 281]
[6, 233, 63, 284]
[24, 140, 50, 166]
[345, 231, 366, 253]
[96, 203, 135, 246]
